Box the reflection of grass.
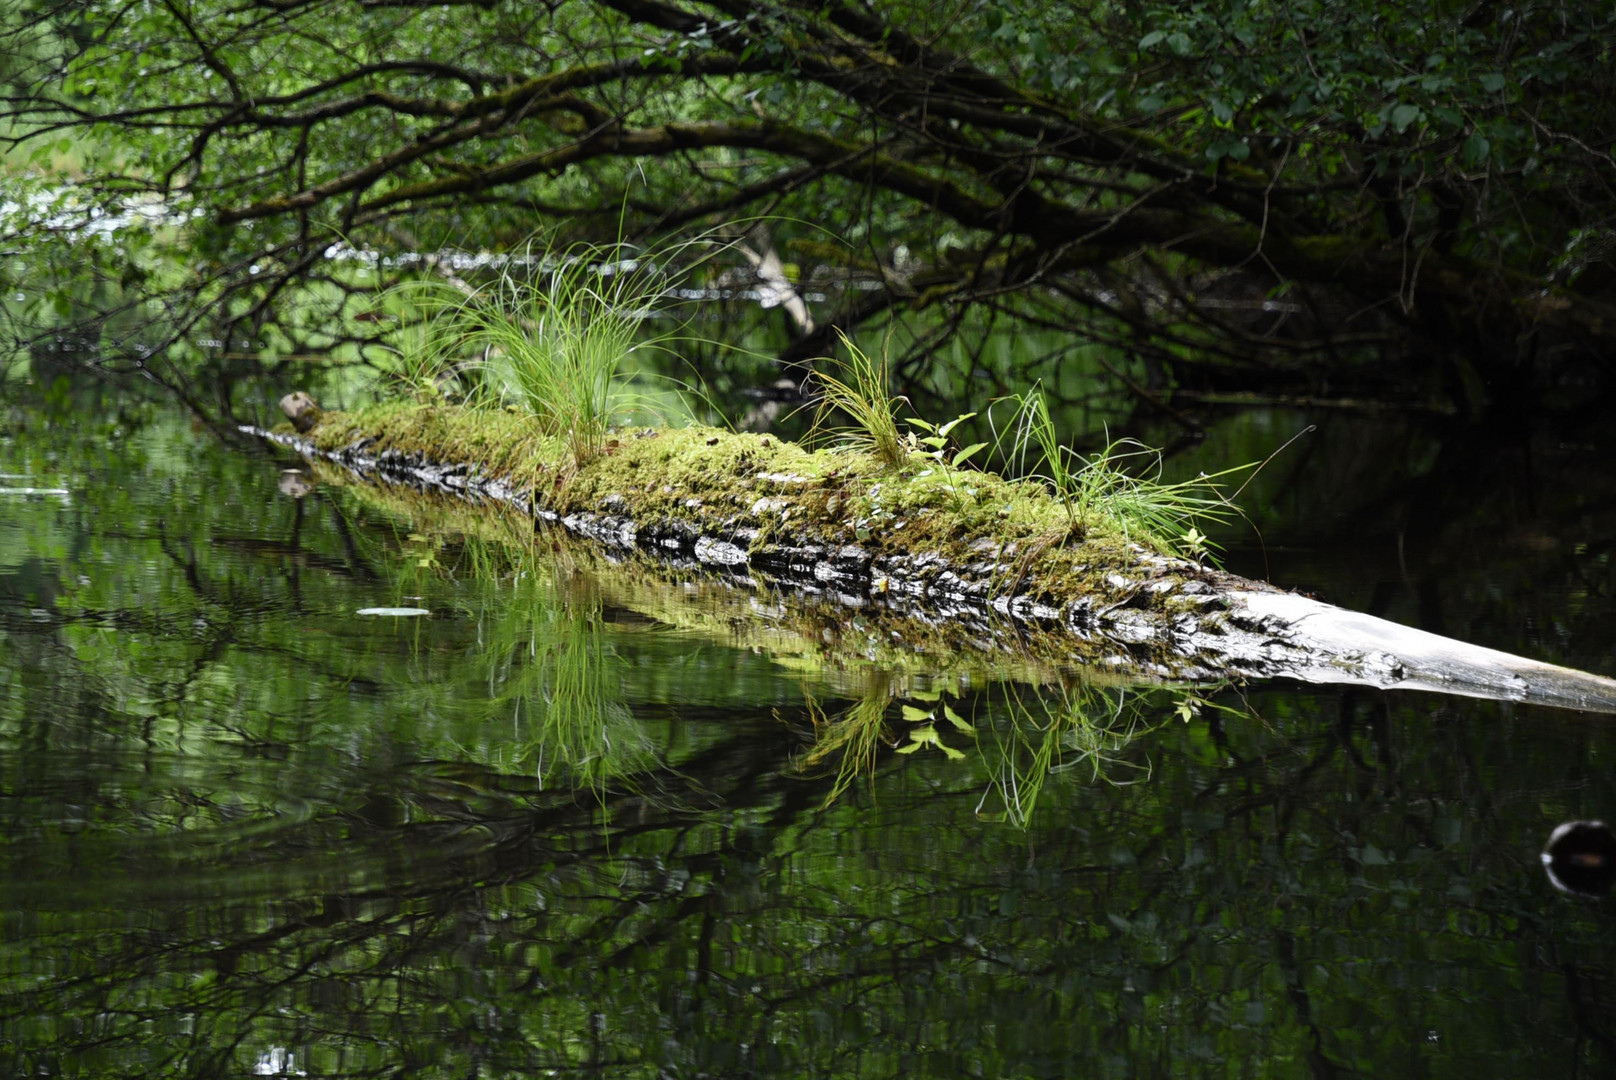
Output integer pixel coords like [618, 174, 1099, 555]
[801, 669, 898, 807]
[419, 534, 655, 792]
[976, 683, 1161, 828]
[342, 479, 1245, 815]
[801, 668, 1241, 827]
[474, 552, 655, 792]
[524, 600, 652, 791]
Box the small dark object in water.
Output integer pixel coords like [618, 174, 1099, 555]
[1542, 820, 1616, 897]
[280, 391, 323, 434]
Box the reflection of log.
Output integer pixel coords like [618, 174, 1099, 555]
[243, 419, 1616, 714]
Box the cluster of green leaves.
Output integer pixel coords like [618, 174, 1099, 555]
[2, 0, 1613, 402]
[1115, 0, 1616, 263]
[1122, 0, 1609, 162]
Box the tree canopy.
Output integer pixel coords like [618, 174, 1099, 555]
[3, 0, 1614, 409]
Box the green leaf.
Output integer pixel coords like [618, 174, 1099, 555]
[952, 442, 988, 468]
[1462, 132, 1491, 168]
[1391, 103, 1422, 133]
[1479, 72, 1506, 93]
[941, 704, 972, 732]
[1138, 30, 1166, 49]
[935, 412, 976, 438]
[940, 744, 966, 761]
[1205, 136, 1249, 162]
[894, 742, 921, 754]
[900, 704, 934, 722]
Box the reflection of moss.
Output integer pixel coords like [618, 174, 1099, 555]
[311, 456, 1242, 824]
[308, 465, 1205, 689]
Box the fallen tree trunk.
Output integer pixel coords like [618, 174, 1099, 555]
[245, 404, 1616, 713]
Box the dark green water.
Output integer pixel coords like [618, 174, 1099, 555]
[3, 389, 1615, 1078]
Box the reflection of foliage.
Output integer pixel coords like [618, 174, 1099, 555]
[432, 537, 656, 791]
[801, 669, 898, 807]
[800, 669, 1233, 827]
[512, 580, 655, 791]
[977, 683, 1166, 827]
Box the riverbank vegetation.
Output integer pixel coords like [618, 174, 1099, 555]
[3, 0, 1613, 424]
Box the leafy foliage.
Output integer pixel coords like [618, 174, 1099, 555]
[1, 0, 1613, 412]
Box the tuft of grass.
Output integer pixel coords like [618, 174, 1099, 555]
[811, 333, 909, 468]
[385, 239, 689, 468]
[995, 383, 1243, 558]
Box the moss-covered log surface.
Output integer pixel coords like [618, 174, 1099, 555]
[247, 403, 1616, 713]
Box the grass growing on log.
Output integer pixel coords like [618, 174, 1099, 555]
[998, 384, 1242, 558]
[387, 238, 691, 467]
[811, 340, 1243, 558]
[294, 325, 1257, 625]
[300, 399, 1196, 600]
[368, 248, 1247, 562]
[812, 334, 909, 468]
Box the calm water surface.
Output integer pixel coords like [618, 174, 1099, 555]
[2, 389, 1614, 1078]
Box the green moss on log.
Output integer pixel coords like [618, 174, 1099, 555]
[293, 403, 1238, 630]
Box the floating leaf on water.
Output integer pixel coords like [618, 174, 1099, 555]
[356, 607, 432, 617]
